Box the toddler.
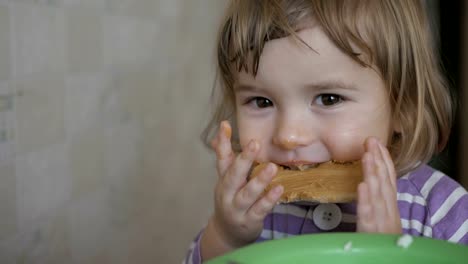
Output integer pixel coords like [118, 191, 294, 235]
[185, 1, 468, 263]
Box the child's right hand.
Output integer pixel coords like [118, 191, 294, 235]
[203, 121, 284, 255]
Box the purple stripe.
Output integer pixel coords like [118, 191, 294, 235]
[403, 228, 423, 236]
[432, 194, 468, 240]
[300, 218, 322, 234]
[264, 213, 305, 235]
[459, 232, 468, 245]
[398, 200, 429, 224]
[190, 230, 203, 264]
[265, 211, 356, 235]
[405, 165, 434, 190]
[192, 240, 201, 264]
[338, 203, 357, 215]
[397, 178, 427, 196]
[427, 176, 460, 215]
[301, 222, 355, 234]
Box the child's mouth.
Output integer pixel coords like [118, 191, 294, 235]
[280, 164, 319, 171]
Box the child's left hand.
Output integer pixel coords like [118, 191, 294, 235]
[357, 137, 402, 234]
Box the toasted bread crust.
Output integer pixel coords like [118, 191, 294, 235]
[250, 161, 362, 203]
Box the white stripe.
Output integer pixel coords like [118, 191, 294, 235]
[420, 171, 443, 198]
[422, 225, 433, 237]
[448, 219, 468, 243]
[399, 173, 410, 180]
[397, 192, 426, 206]
[186, 251, 194, 264]
[273, 204, 308, 218]
[188, 241, 195, 251]
[186, 242, 195, 264]
[431, 187, 467, 225]
[260, 229, 294, 240]
[401, 219, 433, 237]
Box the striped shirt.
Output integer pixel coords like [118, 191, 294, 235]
[184, 164, 468, 264]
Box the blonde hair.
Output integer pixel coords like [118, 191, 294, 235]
[202, 0, 455, 176]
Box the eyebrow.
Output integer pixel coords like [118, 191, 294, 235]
[305, 80, 359, 92]
[234, 80, 358, 93]
[233, 83, 263, 93]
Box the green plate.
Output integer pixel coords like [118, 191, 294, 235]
[206, 233, 467, 264]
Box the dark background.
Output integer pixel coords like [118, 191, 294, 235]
[429, 0, 466, 184]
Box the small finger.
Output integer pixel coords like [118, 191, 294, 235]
[233, 163, 277, 212]
[371, 139, 398, 222]
[377, 140, 397, 192]
[247, 185, 284, 222]
[362, 151, 387, 228]
[215, 121, 235, 177]
[222, 139, 260, 200]
[357, 182, 375, 232]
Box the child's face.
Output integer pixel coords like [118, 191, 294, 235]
[234, 26, 395, 165]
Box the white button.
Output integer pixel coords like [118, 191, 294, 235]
[312, 204, 342, 231]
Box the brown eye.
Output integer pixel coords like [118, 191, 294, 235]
[317, 94, 342, 106]
[253, 97, 273, 108]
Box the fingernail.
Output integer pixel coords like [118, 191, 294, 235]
[376, 137, 384, 146]
[248, 140, 258, 152]
[222, 121, 232, 139]
[364, 152, 373, 163]
[266, 163, 276, 173]
[272, 185, 283, 195]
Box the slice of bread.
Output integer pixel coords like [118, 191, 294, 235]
[250, 161, 362, 203]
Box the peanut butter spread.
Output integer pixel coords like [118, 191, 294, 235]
[250, 161, 363, 203]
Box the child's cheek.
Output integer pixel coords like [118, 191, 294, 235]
[324, 129, 367, 161]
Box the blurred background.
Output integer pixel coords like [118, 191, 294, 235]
[0, 0, 465, 263]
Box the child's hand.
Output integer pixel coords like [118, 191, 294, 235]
[357, 137, 402, 234]
[208, 121, 284, 249]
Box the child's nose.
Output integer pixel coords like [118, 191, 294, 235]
[272, 118, 316, 150]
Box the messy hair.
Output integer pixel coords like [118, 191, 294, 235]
[202, 0, 454, 176]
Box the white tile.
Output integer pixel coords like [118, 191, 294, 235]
[0, 162, 16, 240]
[157, 0, 182, 21]
[63, 0, 106, 10]
[0, 209, 71, 263]
[11, 2, 65, 78]
[69, 122, 106, 199]
[13, 0, 64, 6]
[106, 0, 158, 18]
[104, 118, 144, 227]
[15, 74, 66, 154]
[65, 73, 108, 137]
[66, 8, 103, 73]
[105, 119, 142, 184]
[16, 143, 71, 232]
[0, 81, 15, 165]
[103, 15, 159, 68]
[67, 189, 110, 263]
[0, 5, 10, 81]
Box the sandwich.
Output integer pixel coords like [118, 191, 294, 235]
[249, 160, 363, 203]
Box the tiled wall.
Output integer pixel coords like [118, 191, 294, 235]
[0, 0, 224, 263]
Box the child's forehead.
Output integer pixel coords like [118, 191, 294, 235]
[232, 32, 386, 100]
[231, 25, 375, 83]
